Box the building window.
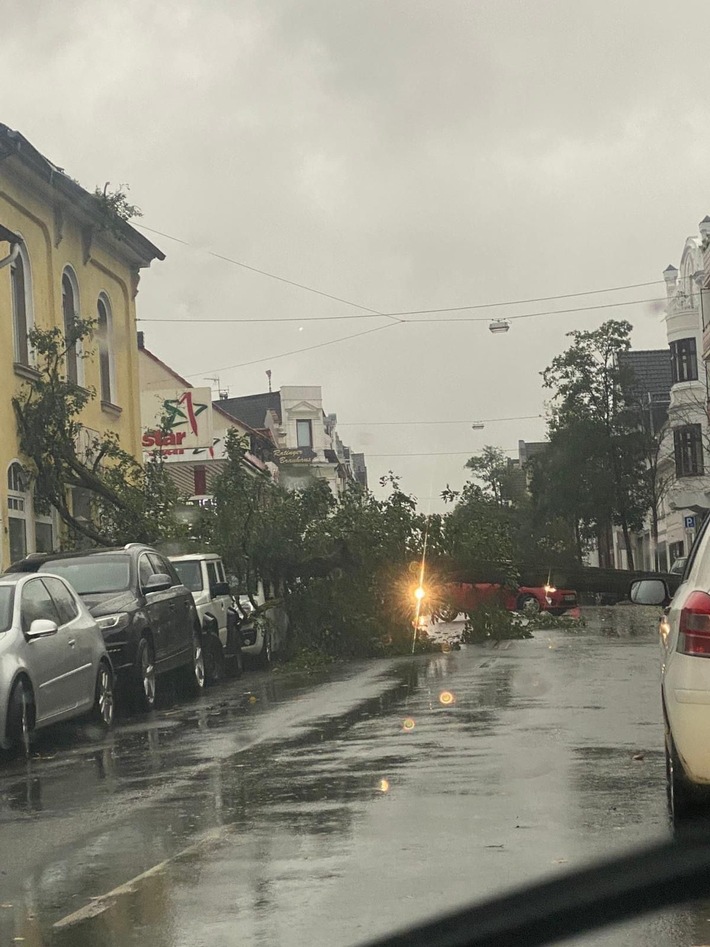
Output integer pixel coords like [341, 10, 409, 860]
[7, 463, 29, 564]
[670, 338, 698, 384]
[10, 245, 33, 366]
[97, 294, 114, 404]
[674, 424, 704, 477]
[33, 489, 54, 554]
[194, 466, 207, 496]
[62, 268, 82, 386]
[296, 419, 313, 448]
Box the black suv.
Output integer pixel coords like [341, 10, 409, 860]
[6, 544, 204, 710]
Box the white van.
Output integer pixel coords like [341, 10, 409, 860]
[169, 553, 242, 681]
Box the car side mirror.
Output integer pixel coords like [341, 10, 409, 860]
[143, 573, 172, 594]
[26, 618, 59, 639]
[629, 579, 670, 606]
[211, 581, 230, 597]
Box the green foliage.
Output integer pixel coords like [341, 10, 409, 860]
[462, 603, 533, 642]
[273, 648, 336, 674]
[92, 183, 142, 235]
[539, 320, 650, 568]
[208, 446, 427, 658]
[435, 480, 519, 584]
[13, 322, 182, 548]
[522, 612, 586, 631]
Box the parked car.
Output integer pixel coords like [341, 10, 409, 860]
[669, 555, 688, 575]
[0, 572, 114, 751]
[169, 553, 242, 681]
[436, 581, 578, 621]
[6, 544, 204, 711]
[235, 580, 289, 668]
[630, 516, 710, 821]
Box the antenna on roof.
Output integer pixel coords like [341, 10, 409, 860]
[205, 376, 228, 399]
[266, 369, 272, 393]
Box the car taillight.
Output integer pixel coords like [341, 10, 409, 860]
[678, 591, 710, 656]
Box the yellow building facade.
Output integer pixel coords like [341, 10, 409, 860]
[0, 124, 163, 569]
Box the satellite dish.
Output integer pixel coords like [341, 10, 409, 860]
[489, 319, 511, 334]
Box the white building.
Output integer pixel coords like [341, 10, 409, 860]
[613, 229, 710, 571]
[218, 386, 363, 495]
[658, 234, 710, 566]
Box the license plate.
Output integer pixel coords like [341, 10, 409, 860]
[564, 595, 576, 602]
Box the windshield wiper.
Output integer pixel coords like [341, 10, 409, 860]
[363, 832, 710, 947]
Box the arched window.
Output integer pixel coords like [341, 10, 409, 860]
[7, 462, 29, 563]
[61, 268, 82, 386]
[97, 294, 114, 404]
[10, 243, 34, 366]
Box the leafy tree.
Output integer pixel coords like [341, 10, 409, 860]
[541, 320, 649, 569]
[464, 446, 510, 504]
[13, 321, 182, 548]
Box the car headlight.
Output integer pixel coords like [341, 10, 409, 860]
[96, 613, 131, 632]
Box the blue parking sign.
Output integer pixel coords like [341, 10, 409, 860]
[685, 515, 696, 529]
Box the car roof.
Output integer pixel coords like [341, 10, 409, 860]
[6, 544, 154, 573]
[0, 571, 75, 590]
[169, 553, 221, 562]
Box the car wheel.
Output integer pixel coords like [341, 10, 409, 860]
[181, 633, 206, 696]
[666, 732, 695, 823]
[6, 680, 34, 752]
[91, 661, 115, 729]
[518, 595, 541, 615]
[133, 637, 156, 712]
[203, 634, 226, 685]
[257, 631, 273, 669]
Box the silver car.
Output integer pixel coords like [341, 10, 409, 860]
[0, 572, 114, 751]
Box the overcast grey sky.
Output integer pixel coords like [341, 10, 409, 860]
[5, 0, 710, 509]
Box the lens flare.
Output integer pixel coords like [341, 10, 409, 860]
[402, 717, 416, 731]
[414, 586, 425, 601]
[248, 695, 258, 705]
[439, 690, 455, 706]
[378, 778, 390, 793]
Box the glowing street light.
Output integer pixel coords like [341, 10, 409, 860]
[414, 586, 425, 601]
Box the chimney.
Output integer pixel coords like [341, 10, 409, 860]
[663, 265, 678, 298]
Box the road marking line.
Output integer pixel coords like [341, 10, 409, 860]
[53, 826, 226, 930]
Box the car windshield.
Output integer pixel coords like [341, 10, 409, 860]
[12, 6, 710, 947]
[39, 556, 131, 595]
[0, 586, 14, 633]
[172, 560, 203, 592]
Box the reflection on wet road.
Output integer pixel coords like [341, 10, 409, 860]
[1, 606, 709, 946]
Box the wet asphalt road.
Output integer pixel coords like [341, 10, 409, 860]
[1, 607, 710, 946]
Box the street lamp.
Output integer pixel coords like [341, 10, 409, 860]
[489, 319, 511, 334]
[471, 422, 485, 430]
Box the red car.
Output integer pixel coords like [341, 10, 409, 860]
[437, 582, 578, 621]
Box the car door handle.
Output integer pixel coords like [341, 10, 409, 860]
[67, 638, 76, 647]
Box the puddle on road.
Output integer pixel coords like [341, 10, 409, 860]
[0, 615, 684, 947]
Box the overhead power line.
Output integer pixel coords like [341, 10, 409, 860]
[337, 414, 544, 426]
[191, 321, 402, 377]
[138, 293, 671, 325]
[367, 449, 521, 457]
[136, 223, 402, 325]
[136, 222, 670, 320]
